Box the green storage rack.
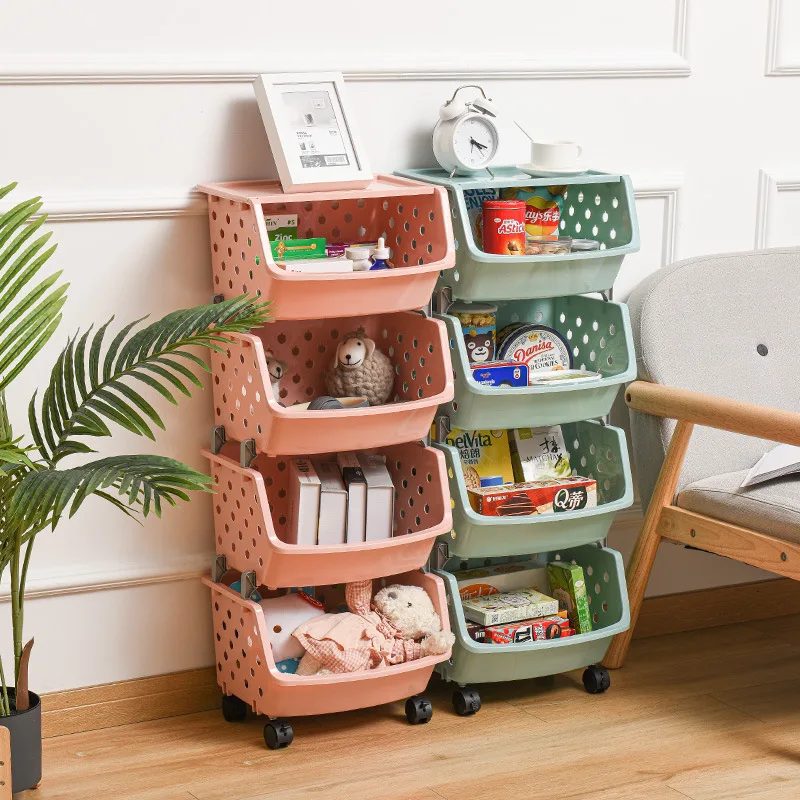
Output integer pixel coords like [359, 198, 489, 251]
[396, 166, 638, 717]
[440, 296, 635, 430]
[435, 546, 630, 686]
[395, 168, 639, 302]
[436, 419, 633, 559]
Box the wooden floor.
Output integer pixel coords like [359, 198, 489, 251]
[34, 615, 800, 800]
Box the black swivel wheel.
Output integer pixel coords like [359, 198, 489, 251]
[264, 720, 294, 749]
[582, 665, 611, 694]
[452, 687, 481, 716]
[405, 695, 433, 724]
[221, 693, 247, 722]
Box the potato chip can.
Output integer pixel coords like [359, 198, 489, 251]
[482, 200, 526, 256]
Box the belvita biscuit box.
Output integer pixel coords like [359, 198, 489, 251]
[468, 476, 597, 517]
[444, 428, 514, 489]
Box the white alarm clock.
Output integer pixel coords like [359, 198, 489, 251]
[433, 85, 500, 176]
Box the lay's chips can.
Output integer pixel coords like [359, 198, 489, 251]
[501, 185, 567, 238]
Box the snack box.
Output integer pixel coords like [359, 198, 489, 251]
[485, 614, 571, 644]
[463, 187, 499, 248]
[468, 476, 597, 517]
[270, 237, 326, 261]
[461, 587, 559, 626]
[444, 427, 514, 488]
[451, 563, 548, 600]
[509, 425, 572, 483]
[465, 622, 488, 643]
[548, 561, 593, 634]
[470, 361, 529, 387]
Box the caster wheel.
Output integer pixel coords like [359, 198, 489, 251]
[452, 687, 481, 716]
[221, 693, 247, 722]
[405, 695, 433, 725]
[583, 665, 611, 695]
[264, 720, 293, 750]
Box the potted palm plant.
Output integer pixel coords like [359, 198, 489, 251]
[0, 183, 270, 792]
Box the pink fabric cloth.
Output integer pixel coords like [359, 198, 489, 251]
[292, 580, 422, 674]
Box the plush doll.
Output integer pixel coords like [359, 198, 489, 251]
[324, 328, 394, 406]
[263, 349, 287, 397]
[292, 579, 455, 676]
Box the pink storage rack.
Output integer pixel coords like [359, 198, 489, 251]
[197, 176, 455, 320]
[211, 312, 453, 456]
[203, 570, 451, 719]
[206, 439, 451, 589]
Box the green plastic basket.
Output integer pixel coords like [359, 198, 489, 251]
[439, 295, 635, 430]
[435, 545, 630, 685]
[435, 420, 633, 559]
[394, 168, 639, 301]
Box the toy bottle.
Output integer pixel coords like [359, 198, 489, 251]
[370, 237, 391, 270]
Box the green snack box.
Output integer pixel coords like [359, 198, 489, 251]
[547, 561, 593, 634]
[264, 213, 298, 242]
[270, 237, 326, 261]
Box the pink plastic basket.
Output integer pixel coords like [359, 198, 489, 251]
[211, 312, 453, 456]
[203, 570, 451, 718]
[205, 440, 452, 589]
[197, 177, 455, 320]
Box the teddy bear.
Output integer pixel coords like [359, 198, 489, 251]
[324, 327, 394, 406]
[292, 579, 455, 676]
[263, 349, 287, 396]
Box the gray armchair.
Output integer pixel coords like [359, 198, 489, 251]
[604, 248, 800, 668]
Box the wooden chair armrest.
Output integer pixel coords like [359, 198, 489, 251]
[625, 381, 800, 446]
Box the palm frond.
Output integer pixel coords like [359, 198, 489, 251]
[0, 183, 67, 392]
[9, 455, 214, 532]
[30, 295, 271, 464]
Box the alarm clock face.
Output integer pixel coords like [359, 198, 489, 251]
[452, 115, 498, 170]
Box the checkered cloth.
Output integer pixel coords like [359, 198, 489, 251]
[292, 580, 422, 674]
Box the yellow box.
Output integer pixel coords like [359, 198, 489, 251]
[444, 428, 514, 489]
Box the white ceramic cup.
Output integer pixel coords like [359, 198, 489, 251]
[530, 140, 582, 170]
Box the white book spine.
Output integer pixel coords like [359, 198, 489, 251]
[337, 452, 367, 544]
[313, 461, 347, 546]
[358, 453, 395, 541]
[285, 458, 321, 546]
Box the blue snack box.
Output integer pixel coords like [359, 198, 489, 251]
[471, 361, 529, 387]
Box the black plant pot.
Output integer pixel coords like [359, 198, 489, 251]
[0, 690, 42, 793]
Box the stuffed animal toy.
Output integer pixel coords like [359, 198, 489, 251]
[324, 328, 394, 406]
[292, 579, 455, 676]
[263, 349, 287, 396]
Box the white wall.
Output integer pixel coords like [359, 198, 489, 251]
[1, 0, 798, 693]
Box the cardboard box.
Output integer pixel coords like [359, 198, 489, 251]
[337, 452, 367, 543]
[444, 428, 515, 489]
[270, 237, 326, 261]
[284, 458, 321, 546]
[312, 461, 347, 546]
[461, 587, 559, 626]
[358, 453, 394, 540]
[468, 476, 597, 517]
[264, 213, 298, 242]
[465, 622, 488, 643]
[470, 362, 529, 387]
[451, 563, 549, 600]
[484, 614, 571, 644]
[509, 426, 572, 483]
[548, 561, 593, 634]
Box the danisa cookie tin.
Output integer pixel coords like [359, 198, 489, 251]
[496, 324, 572, 378]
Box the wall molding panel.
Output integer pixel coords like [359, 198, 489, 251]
[766, 0, 800, 76]
[0, 1, 690, 85]
[754, 169, 800, 248]
[632, 178, 682, 266]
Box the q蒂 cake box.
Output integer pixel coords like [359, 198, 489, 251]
[468, 476, 597, 517]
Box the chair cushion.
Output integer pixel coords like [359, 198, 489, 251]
[677, 470, 800, 544]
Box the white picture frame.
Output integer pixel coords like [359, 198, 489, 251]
[253, 72, 373, 194]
